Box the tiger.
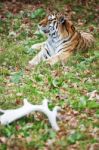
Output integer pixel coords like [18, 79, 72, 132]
[29, 13, 94, 67]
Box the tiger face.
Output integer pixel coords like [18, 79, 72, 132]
[38, 13, 75, 38]
[38, 17, 49, 34]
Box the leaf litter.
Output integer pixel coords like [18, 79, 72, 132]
[0, 0, 99, 149]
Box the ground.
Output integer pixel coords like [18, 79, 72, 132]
[0, 1, 99, 150]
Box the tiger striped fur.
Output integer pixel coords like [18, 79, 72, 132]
[29, 13, 94, 66]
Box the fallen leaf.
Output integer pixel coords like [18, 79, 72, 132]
[0, 137, 7, 144]
[69, 117, 78, 128]
[87, 90, 99, 101]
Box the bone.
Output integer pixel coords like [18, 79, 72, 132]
[0, 99, 60, 131]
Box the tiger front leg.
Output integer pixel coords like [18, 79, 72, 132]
[28, 50, 45, 67]
[31, 42, 45, 50]
[28, 42, 46, 68]
[47, 51, 73, 65]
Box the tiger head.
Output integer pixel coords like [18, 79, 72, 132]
[38, 13, 75, 38]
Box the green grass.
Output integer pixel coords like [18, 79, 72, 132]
[0, 1, 99, 150]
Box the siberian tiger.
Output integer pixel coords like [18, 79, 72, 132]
[29, 13, 94, 67]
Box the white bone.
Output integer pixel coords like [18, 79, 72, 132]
[0, 99, 60, 131]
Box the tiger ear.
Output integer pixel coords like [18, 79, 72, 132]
[59, 16, 66, 24]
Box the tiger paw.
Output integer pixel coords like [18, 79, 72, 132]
[25, 63, 35, 71]
[31, 45, 38, 50]
[47, 58, 57, 65]
[26, 60, 37, 70]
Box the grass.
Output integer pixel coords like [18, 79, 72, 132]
[0, 1, 99, 149]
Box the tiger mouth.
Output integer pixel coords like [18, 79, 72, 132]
[38, 25, 49, 34]
[40, 27, 49, 34]
[43, 29, 49, 33]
